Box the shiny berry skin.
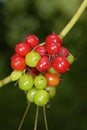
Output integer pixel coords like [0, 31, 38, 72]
[26, 87, 38, 102]
[34, 75, 47, 89]
[11, 54, 26, 70]
[52, 56, 70, 73]
[25, 52, 41, 67]
[15, 42, 31, 57]
[10, 70, 22, 81]
[25, 34, 39, 48]
[46, 42, 61, 55]
[45, 72, 60, 87]
[19, 74, 33, 91]
[45, 34, 62, 46]
[34, 45, 47, 56]
[37, 55, 51, 72]
[34, 90, 49, 106]
[58, 47, 69, 57]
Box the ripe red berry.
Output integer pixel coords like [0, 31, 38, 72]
[52, 56, 70, 73]
[11, 54, 26, 70]
[46, 42, 61, 55]
[58, 47, 69, 57]
[37, 55, 51, 72]
[45, 34, 62, 46]
[15, 42, 31, 57]
[34, 45, 47, 56]
[25, 34, 39, 48]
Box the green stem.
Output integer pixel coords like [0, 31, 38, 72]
[59, 0, 87, 39]
[0, 75, 11, 87]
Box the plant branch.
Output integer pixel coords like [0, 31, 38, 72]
[18, 102, 31, 130]
[34, 106, 39, 130]
[59, 0, 87, 39]
[0, 75, 11, 87]
[43, 106, 48, 130]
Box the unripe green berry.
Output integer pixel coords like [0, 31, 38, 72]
[19, 74, 34, 91]
[67, 53, 74, 64]
[34, 90, 49, 106]
[26, 87, 38, 102]
[46, 86, 56, 98]
[10, 70, 22, 81]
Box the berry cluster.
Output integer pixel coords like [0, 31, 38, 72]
[10, 34, 74, 106]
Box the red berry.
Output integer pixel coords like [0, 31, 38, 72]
[58, 47, 69, 57]
[52, 56, 70, 73]
[34, 45, 47, 56]
[11, 54, 26, 70]
[46, 42, 61, 55]
[45, 34, 62, 46]
[25, 34, 39, 48]
[15, 42, 31, 57]
[37, 55, 51, 72]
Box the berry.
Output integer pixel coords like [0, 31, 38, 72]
[15, 42, 31, 57]
[19, 74, 33, 91]
[45, 72, 60, 87]
[45, 34, 62, 46]
[34, 45, 47, 56]
[48, 67, 58, 74]
[34, 90, 49, 106]
[10, 70, 22, 81]
[58, 47, 69, 57]
[46, 42, 61, 55]
[25, 34, 39, 48]
[26, 87, 38, 102]
[25, 52, 41, 67]
[34, 75, 47, 89]
[45, 86, 56, 98]
[11, 54, 26, 70]
[67, 53, 74, 64]
[52, 56, 70, 73]
[37, 55, 51, 72]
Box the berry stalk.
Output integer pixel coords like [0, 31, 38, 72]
[59, 0, 87, 39]
[0, 76, 11, 87]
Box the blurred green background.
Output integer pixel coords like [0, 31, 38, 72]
[0, 0, 87, 130]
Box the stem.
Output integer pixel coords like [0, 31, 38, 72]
[34, 106, 39, 130]
[59, 0, 87, 39]
[18, 102, 31, 130]
[0, 75, 11, 87]
[43, 106, 48, 130]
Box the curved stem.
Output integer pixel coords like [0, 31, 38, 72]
[43, 106, 48, 130]
[0, 75, 11, 87]
[59, 0, 87, 39]
[18, 102, 31, 130]
[34, 106, 39, 130]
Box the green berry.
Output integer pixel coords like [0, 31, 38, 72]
[46, 86, 56, 98]
[34, 75, 47, 89]
[26, 87, 38, 102]
[34, 90, 49, 106]
[25, 52, 41, 67]
[10, 70, 22, 81]
[19, 74, 33, 91]
[67, 53, 74, 64]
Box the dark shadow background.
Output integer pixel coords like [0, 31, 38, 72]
[0, 0, 87, 130]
